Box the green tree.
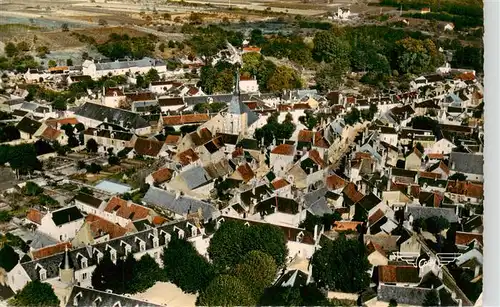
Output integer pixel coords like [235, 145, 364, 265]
[162, 236, 214, 293]
[4, 42, 18, 58]
[425, 216, 450, 234]
[233, 251, 277, 300]
[86, 138, 98, 153]
[189, 12, 204, 25]
[66, 58, 73, 66]
[260, 284, 335, 306]
[61, 23, 69, 32]
[345, 108, 361, 126]
[208, 220, 288, 270]
[250, 29, 267, 46]
[0, 210, 12, 222]
[214, 68, 235, 93]
[10, 280, 60, 306]
[128, 254, 162, 293]
[86, 163, 102, 174]
[198, 275, 255, 307]
[17, 41, 30, 52]
[299, 110, 318, 130]
[23, 181, 43, 196]
[423, 289, 440, 306]
[315, 61, 348, 92]
[312, 31, 351, 64]
[47, 60, 57, 68]
[449, 173, 467, 181]
[242, 52, 264, 76]
[389, 299, 398, 307]
[145, 68, 160, 83]
[266, 66, 302, 92]
[311, 235, 371, 292]
[108, 155, 120, 165]
[0, 245, 19, 272]
[198, 65, 218, 94]
[91, 252, 120, 292]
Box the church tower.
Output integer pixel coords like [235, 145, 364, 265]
[224, 66, 258, 136]
[59, 246, 74, 285]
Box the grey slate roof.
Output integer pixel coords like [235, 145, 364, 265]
[449, 152, 483, 175]
[20, 220, 195, 282]
[16, 117, 42, 135]
[67, 285, 162, 307]
[51, 206, 84, 226]
[307, 197, 332, 216]
[405, 206, 459, 223]
[75, 103, 150, 129]
[94, 58, 165, 71]
[143, 186, 220, 222]
[378, 285, 433, 306]
[73, 193, 103, 209]
[179, 166, 213, 190]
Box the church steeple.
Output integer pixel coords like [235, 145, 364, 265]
[234, 65, 240, 96]
[59, 245, 74, 285]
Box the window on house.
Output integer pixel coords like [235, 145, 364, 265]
[82, 272, 88, 280]
[110, 251, 116, 263]
[81, 258, 87, 268]
[140, 242, 146, 252]
[153, 238, 159, 248]
[40, 271, 46, 280]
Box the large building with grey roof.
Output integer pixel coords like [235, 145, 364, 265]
[82, 58, 167, 80]
[7, 220, 201, 292]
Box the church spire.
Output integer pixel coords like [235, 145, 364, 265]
[234, 64, 241, 96]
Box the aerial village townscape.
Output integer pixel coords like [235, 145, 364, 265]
[0, 0, 484, 306]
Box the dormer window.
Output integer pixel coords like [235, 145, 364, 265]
[120, 241, 131, 257]
[94, 249, 103, 264]
[77, 253, 88, 268]
[93, 297, 102, 307]
[153, 237, 159, 248]
[35, 263, 46, 280]
[135, 237, 146, 252]
[296, 231, 304, 242]
[174, 226, 184, 239]
[113, 301, 121, 307]
[106, 245, 117, 263]
[161, 230, 171, 245]
[73, 292, 83, 306]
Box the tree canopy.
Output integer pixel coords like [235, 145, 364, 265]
[208, 220, 288, 271]
[311, 235, 371, 292]
[162, 236, 214, 293]
[0, 244, 19, 272]
[259, 284, 339, 306]
[10, 280, 60, 306]
[197, 275, 255, 307]
[233, 251, 277, 300]
[254, 112, 295, 146]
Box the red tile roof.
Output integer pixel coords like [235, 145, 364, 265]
[308, 149, 325, 168]
[134, 138, 164, 157]
[366, 241, 386, 257]
[104, 197, 151, 221]
[232, 147, 244, 158]
[85, 214, 129, 239]
[162, 114, 210, 126]
[105, 87, 124, 97]
[31, 242, 72, 260]
[40, 126, 62, 141]
[455, 231, 483, 246]
[368, 209, 385, 225]
[152, 215, 168, 226]
[326, 174, 347, 190]
[427, 153, 444, 160]
[446, 181, 484, 198]
[419, 171, 441, 179]
[165, 134, 181, 145]
[292, 103, 311, 110]
[176, 148, 200, 166]
[45, 117, 79, 128]
[27, 208, 43, 225]
[378, 265, 420, 283]
[237, 163, 255, 182]
[242, 47, 261, 52]
[272, 178, 290, 190]
[271, 144, 295, 156]
[343, 182, 364, 203]
[333, 221, 363, 232]
[297, 130, 314, 143]
[151, 168, 173, 184]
